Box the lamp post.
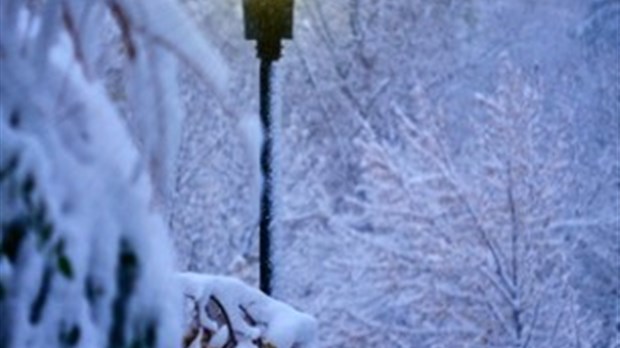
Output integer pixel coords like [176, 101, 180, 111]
[243, 0, 294, 295]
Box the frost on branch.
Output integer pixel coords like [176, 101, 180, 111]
[107, 0, 228, 207]
[178, 273, 317, 348]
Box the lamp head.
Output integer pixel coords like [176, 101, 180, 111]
[243, 0, 294, 61]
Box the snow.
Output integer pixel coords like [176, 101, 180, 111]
[1, 11, 183, 344]
[238, 112, 264, 232]
[179, 272, 317, 348]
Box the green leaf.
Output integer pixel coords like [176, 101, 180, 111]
[57, 254, 74, 280]
[0, 155, 19, 182]
[22, 174, 35, 196]
[40, 222, 53, 244]
[60, 325, 81, 346]
[145, 322, 157, 347]
[1, 218, 27, 263]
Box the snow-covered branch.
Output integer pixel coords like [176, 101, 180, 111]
[178, 273, 317, 348]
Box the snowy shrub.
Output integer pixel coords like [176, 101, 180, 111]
[0, 1, 315, 348]
[0, 99, 181, 348]
[179, 273, 317, 348]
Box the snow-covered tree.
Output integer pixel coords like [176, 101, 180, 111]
[437, 57, 584, 348]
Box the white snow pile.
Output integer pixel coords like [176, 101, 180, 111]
[179, 273, 317, 348]
[0, 1, 316, 348]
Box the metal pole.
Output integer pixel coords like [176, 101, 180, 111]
[243, 0, 293, 296]
[259, 59, 274, 295]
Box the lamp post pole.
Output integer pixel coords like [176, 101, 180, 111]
[243, 0, 294, 295]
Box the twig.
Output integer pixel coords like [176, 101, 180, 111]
[209, 295, 238, 348]
[182, 294, 201, 348]
[240, 305, 264, 348]
[109, 1, 136, 60]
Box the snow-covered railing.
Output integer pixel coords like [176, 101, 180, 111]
[179, 273, 317, 348]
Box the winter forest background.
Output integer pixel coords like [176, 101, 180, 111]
[1, 0, 619, 348]
[168, 0, 619, 347]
